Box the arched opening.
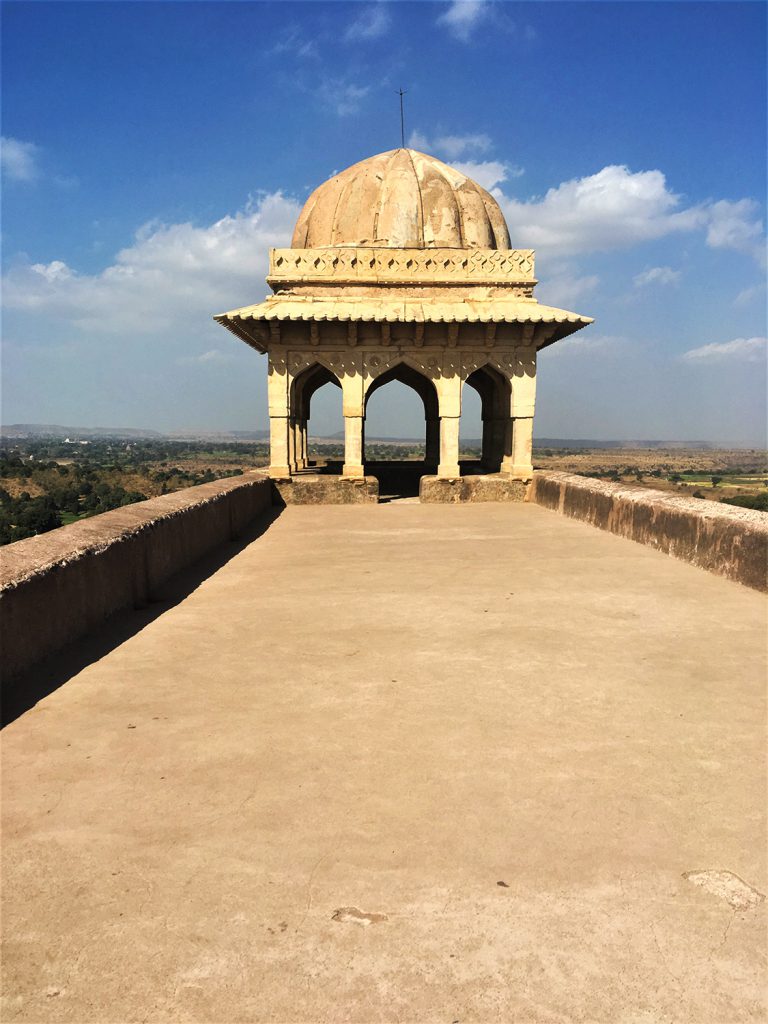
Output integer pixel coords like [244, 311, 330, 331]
[459, 382, 483, 469]
[290, 364, 343, 474]
[364, 362, 439, 499]
[461, 365, 511, 475]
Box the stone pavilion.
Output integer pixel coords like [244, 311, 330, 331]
[214, 148, 593, 488]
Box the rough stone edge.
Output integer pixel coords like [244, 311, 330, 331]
[0, 471, 271, 591]
[0, 472, 273, 681]
[530, 471, 768, 592]
[419, 475, 529, 503]
[271, 476, 379, 505]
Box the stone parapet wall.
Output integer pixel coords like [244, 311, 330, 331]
[531, 471, 768, 592]
[272, 475, 379, 505]
[0, 472, 272, 681]
[420, 475, 528, 503]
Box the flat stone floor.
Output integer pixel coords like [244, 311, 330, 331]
[2, 504, 766, 1024]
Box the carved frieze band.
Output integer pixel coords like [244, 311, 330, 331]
[268, 247, 536, 285]
[284, 349, 536, 386]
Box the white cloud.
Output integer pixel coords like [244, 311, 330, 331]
[451, 160, 514, 190]
[681, 337, 767, 364]
[318, 77, 370, 116]
[178, 348, 234, 366]
[633, 265, 681, 287]
[271, 26, 319, 59]
[407, 131, 523, 188]
[1, 136, 41, 182]
[498, 165, 698, 256]
[496, 164, 766, 263]
[704, 199, 765, 264]
[345, 4, 391, 41]
[2, 192, 301, 335]
[409, 130, 492, 160]
[543, 333, 628, 357]
[734, 283, 766, 307]
[437, 1, 491, 42]
[536, 268, 600, 309]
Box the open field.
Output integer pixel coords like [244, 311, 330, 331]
[1, 437, 765, 544]
[530, 447, 768, 507]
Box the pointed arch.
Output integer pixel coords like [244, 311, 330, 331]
[289, 362, 343, 473]
[462, 363, 512, 472]
[360, 358, 438, 477]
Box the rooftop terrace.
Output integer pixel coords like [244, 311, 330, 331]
[2, 502, 766, 1022]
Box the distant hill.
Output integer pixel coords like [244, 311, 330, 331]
[313, 434, 721, 449]
[2, 423, 164, 439]
[1, 424, 272, 442]
[0, 424, 739, 450]
[534, 438, 719, 450]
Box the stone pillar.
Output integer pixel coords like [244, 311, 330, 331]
[425, 416, 440, 466]
[482, 416, 506, 471]
[481, 414, 493, 467]
[300, 420, 308, 468]
[289, 418, 300, 473]
[502, 416, 534, 480]
[269, 415, 291, 477]
[438, 416, 460, 478]
[343, 415, 364, 478]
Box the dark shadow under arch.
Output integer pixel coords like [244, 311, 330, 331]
[291, 363, 343, 472]
[364, 362, 439, 499]
[462, 364, 511, 474]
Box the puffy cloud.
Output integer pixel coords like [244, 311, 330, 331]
[317, 77, 369, 116]
[437, 1, 491, 42]
[536, 268, 600, 310]
[1, 136, 41, 182]
[734, 283, 766, 307]
[543, 333, 628, 357]
[633, 266, 681, 287]
[270, 24, 320, 59]
[497, 165, 698, 256]
[704, 199, 765, 264]
[2, 192, 301, 335]
[681, 337, 767, 364]
[407, 131, 523, 188]
[408, 130, 492, 160]
[451, 160, 514, 190]
[178, 348, 234, 365]
[345, 4, 391, 41]
[496, 164, 766, 263]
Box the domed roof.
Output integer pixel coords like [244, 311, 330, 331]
[291, 148, 511, 250]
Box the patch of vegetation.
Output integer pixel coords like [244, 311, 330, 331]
[0, 438, 269, 545]
[721, 493, 768, 512]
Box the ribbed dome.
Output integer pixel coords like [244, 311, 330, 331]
[291, 148, 511, 250]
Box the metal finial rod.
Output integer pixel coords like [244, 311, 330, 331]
[398, 88, 406, 148]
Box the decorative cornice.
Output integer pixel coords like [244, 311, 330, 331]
[267, 247, 536, 289]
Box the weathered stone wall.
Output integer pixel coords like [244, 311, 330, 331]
[272, 475, 378, 505]
[0, 472, 272, 680]
[531, 471, 768, 592]
[420, 475, 528, 503]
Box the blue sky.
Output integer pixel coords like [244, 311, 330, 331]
[2, 0, 766, 443]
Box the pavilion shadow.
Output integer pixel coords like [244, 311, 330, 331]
[1, 506, 283, 728]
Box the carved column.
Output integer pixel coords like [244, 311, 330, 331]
[425, 416, 440, 466]
[482, 415, 506, 470]
[438, 417, 461, 478]
[343, 415, 365, 478]
[269, 416, 291, 477]
[289, 417, 300, 473]
[503, 416, 534, 480]
[300, 419, 308, 468]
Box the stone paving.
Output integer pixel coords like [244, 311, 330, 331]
[2, 503, 766, 1023]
